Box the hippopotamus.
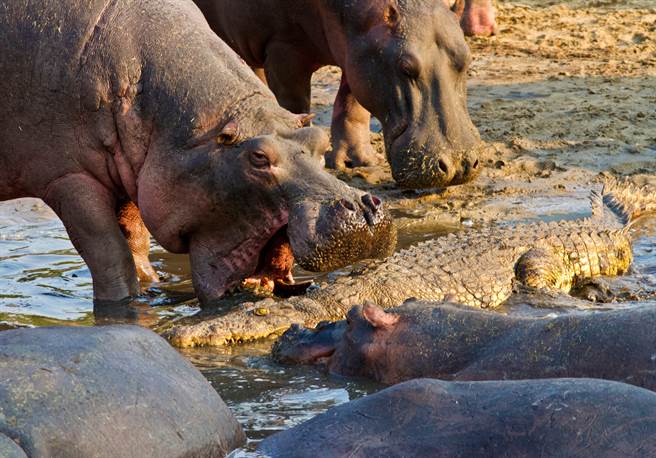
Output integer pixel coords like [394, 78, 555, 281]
[452, 0, 498, 37]
[259, 378, 656, 457]
[0, 0, 395, 305]
[0, 325, 245, 457]
[193, 0, 482, 188]
[273, 300, 656, 388]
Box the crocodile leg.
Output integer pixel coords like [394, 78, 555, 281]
[514, 247, 576, 292]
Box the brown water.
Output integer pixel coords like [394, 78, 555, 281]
[1, 193, 655, 451]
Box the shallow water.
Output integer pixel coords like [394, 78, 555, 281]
[1, 192, 655, 449]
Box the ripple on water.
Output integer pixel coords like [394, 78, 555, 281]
[1, 195, 656, 448]
[180, 346, 381, 449]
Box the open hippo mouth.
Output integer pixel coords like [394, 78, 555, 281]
[246, 191, 396, 294]
[189, 192, 396, 305]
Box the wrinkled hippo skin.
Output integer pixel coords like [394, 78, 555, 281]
[274, 301, 656, 387]
[0, 434, 27, 458]
[194, 0, 481, 188]
[0, 325, 245, 457]
[259, 378, 656, 458]
[452, 0, 497, 36]
[0, 0, 396, 306]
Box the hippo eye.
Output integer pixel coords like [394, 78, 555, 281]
[250, 150, 270, 168]
[399, 54, 420, 79]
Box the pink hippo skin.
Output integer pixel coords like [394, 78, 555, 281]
[0, 0, 396, 306]
[452, 0, 498, 36]
[194, 0, 482, 189]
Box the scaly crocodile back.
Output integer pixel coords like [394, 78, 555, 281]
[601, 177, 656, 227]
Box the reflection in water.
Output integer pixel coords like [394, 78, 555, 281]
[1, 196, 656, 447]
[181, 345, 382, 450]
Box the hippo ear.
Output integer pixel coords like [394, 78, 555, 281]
[383, 3, 400, 28]
[450, 0, 465, 18]
[217, 121, 240, 145]
[296, 113, 316, 127]
[362, 302, 399, 329]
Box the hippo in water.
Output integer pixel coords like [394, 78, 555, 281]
[259, 378, 656, 457]
[193, 0, 482, 188]
[273, 300, 656, 388]
[0, 0, 395, 306]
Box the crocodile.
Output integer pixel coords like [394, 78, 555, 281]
[165, 178, 656, 347]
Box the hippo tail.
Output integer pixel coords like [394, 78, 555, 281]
[595, 176, 656, 228]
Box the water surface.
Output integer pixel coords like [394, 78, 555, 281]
[1, 193, 655, 449]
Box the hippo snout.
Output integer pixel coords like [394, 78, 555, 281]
[451, 152, 481, 186]
[287, 191, 396, 273]
[273, 321, 346, 365]
[388, 135, 482, 189]
[338, 193, 383, 227]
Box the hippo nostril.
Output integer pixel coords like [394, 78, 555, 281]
[339, 198, 357, 212]
[361, 194, 382, 212]
[437, 159, 449, 174]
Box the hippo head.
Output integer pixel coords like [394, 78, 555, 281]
[329, 0, 481, 188]
[272, 320, 347, 365]
[327, 303, 400, 377]
[272, 303, 401, 379]
[138, 123, 396, 305]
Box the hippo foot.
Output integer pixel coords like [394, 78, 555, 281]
[134, 255, 160, 283]
[460, 0, 497, 37]
[325, 142, 383, 170]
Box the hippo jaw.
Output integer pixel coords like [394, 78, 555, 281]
[272, 321, 346, 365]
[287, 194, 396, 272]
[188, 193, 396, 306]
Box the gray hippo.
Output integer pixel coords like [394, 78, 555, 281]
[273, 300, 656, 388]
[0, 0, 396, 306]
[193, 0, 481, 188]
[258, 378, 656, 457]
[0, 325, 245, 457]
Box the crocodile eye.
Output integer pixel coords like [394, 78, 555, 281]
[399, 54, 421, 79]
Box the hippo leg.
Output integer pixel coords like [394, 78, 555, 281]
[326, 75, 380, 169]
[117, 201, 159, 283]
[44, 174, 140, 303]
[263, 44, 313, 114]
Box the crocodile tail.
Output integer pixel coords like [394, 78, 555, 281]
[601, 176, 656, 227]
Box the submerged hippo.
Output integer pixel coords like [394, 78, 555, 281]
[0, 325, 245, 457]
[452, 0, 498, 37]
[259, 378, 656, 457]
[194, 0, 481, 188]
[273, 300, 656, 388]
[0, 0, 395, 305]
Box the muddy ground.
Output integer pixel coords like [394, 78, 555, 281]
[311, 0, 656, 228]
